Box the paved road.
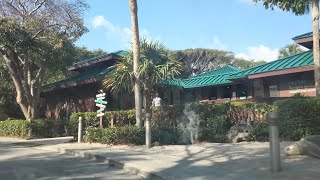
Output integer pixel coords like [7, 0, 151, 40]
[0, 144, 142, 180]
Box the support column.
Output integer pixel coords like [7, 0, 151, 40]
[173, 88, 181, 105]
[231, 85, 237, 101]
[247, 81, 253, 99]
[217, 86, 222, 100]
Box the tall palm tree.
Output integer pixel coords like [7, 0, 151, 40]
[128, 0, 143, 127]
[278, 44, 304, 58]
[103, 39, 182, 148]
[253, 0, 320, 96]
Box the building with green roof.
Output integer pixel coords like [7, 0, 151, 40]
[41, 50, 134, 119]
[167, 32, 316, 104]
[41, 32, 318, 119]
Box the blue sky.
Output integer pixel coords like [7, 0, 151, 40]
[76, 0, 312, 62]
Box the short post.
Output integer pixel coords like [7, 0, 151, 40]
[268, 112, 281, 173]
[145, 112, 151, 149]
[100, 116, 103, 128]
[78, 116, 83, 143]
[111, 117, 114, 128]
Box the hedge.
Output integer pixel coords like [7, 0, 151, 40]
[0, 120, 29, 138]
[275, 97, 320, 141]
[0, 119, 66, 139]
[85, 126, 181, 145]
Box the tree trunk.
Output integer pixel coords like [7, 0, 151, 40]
[129, 0, 143, 127]
[0, 50, 43, 121]
[313, 0, 320, 96]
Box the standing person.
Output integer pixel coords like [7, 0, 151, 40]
[152, 93, 162, 107]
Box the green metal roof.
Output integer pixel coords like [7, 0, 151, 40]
[230, 50, 313, 79]
[196, 65, 240, 77]
[166, 66, 240, 88]
[292, 31, 319, 40]
[43, 66, 115, 90]
[182, 73, 232, 88]
[68, 50, 128, 70]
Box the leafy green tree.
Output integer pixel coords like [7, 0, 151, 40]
[278, 44, 304, 58]
[172, 49, 235, 76]
[0, 0, 88, 121]
[253, 0, 320, 96]
[103, 39, 182, 147]
[231, 58, 267, 69]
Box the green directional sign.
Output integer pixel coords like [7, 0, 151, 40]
[95, 99, 108, 105]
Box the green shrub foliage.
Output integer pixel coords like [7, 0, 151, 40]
[275, 97, 320, 141]
[31, 119, 66, 138]
[246, 121, 269, 142]
[0, 120, 29, 138]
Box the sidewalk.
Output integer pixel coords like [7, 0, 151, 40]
[1, 137, 319, 180]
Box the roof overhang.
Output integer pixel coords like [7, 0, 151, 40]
[247, 66, 314, 79]
[68, 55, 119, 71]
[42, 77, 102, 92]
[294, 37, 313, 49]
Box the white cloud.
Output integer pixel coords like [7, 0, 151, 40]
[211, 36, 227, 50]
[236, 45, 279, 61]
[92, 16, 153, 48]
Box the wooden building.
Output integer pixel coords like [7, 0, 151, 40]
[42, 32, 317, 118]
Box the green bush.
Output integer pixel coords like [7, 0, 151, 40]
[85, 126, 145, 145]
[85, 126, 181, 145]
[68, 112, 99, 138]
[0, 120, 29, 138]
[199, 116, 233, 143]
[105, 109, 137, 126]
[31, 119, 66, 138]
[246, 121, 269, 142]
[275, 97, 320, 141]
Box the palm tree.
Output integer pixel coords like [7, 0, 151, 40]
[278, 44, 304, 58]
[128, 0, 143, 127]
[253, 0, 320, 96]
[103, 39, 182, 148]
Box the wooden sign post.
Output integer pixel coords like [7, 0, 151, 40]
[95, 91, 108, 128]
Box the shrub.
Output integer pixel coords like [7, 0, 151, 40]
[0, 120, 29, 138]
[199, 116, 233, 143]
[85, 126, 145, 145]
[68, 112, 99, 138]
[105, 109, 137, 126]
[246, 121, 269, 142]
[31, 119, 66, 138]
[275, 97, 320, 141]
[85, 126, 182, 145]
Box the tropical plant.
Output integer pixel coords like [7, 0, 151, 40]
[128, 0, 143, 128]
[103, 39, 182, 148]
[253, 0, 320, 97]
[278, 44, 304, 58]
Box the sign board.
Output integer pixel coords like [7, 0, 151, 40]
[95, 92, 108, 117]
[269, 85, 279, 97]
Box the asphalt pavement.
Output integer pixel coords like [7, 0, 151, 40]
[0, 143, 143, 180]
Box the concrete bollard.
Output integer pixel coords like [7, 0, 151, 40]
[78, 116, 83, 143]
[145, 112, 151, 149]
[268, 112, 281, 173]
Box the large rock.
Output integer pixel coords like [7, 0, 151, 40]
[285, 135, 320, 158]
[227, 122, 253, 143]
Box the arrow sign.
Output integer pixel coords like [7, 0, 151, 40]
[97, 112, 104, 117]
[95, 99, 108, 105]
[96, 104, 106, 108]
[96, 93, 106, 98]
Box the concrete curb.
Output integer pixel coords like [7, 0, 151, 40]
[29, 144, 166, 180]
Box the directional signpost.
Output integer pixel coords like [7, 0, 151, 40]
[95, 91, 108, 128]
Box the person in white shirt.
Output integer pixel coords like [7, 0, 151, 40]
[152, 93, 162, 107]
